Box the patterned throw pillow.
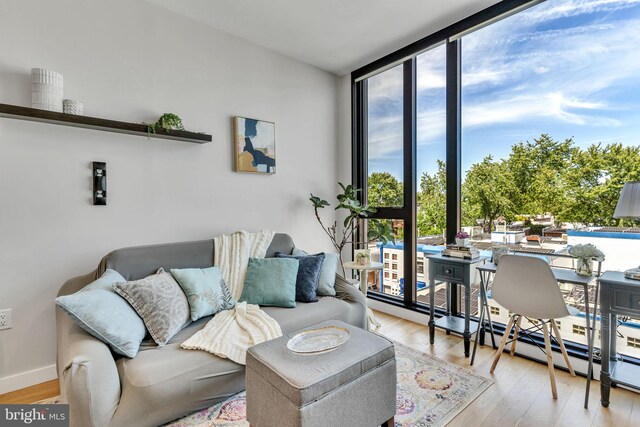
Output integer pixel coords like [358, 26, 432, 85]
[114, 269, 190, 346]
[171, 266, 236, 321]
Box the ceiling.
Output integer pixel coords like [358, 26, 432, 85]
[147, 0, 500, 76]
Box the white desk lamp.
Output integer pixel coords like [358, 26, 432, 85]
[613, 181, 640, 280]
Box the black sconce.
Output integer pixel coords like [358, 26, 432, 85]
[93, 162, 107, 205]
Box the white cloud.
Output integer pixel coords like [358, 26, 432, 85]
[366, 0, 640, 161]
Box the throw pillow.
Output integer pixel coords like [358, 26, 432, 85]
[275, 252, 325, 302]
[239, 257, 298, 308]
[114, 270, 190, 346]
[55, 269, 146, 358]
[292, 248, 339, 297]
[171, 266, 236, 321]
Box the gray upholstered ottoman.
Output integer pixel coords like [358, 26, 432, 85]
[246, 320, 396, 427]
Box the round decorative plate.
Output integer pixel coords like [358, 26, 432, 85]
[287, 326, 351, 354]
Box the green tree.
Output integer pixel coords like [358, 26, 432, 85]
[506, 134, 575, 220]
[562, 143, 640, 226]
[367, 172, 403, 207]
[463, 156, 518, 232]
[417, 160, 447, 236]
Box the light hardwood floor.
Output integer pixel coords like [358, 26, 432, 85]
[374, 310, 638, 427]
[1, 311, 638, 426]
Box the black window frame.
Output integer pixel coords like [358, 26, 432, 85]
[352, 0, 540, 309]
[349, 0, 635, 364]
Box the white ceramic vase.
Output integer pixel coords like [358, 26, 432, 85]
[31, 68, 63, 112]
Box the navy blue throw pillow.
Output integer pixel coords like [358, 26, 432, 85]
[274, 252, 325, 303]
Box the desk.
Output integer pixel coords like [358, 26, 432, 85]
[599, 271, 640, 407]
[478, 262, 598, 408]
[343, 261, 383, 331]
[427, 254, 489, 362]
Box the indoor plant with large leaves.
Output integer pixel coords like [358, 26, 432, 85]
[310, 182, 395, 276]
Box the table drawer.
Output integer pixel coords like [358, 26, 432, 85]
[434, 263, 464, 281]
[612, 287, 640, 312]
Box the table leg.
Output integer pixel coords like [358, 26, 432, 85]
[429, 278, 435, 345]
[464, 283, 471, 357]
[481, 270, 497, 348]
[471, 285, 485, 365]
[584, 281, 599, 409]
[600, 286, 611, 408]
[478, 272, 486, 347]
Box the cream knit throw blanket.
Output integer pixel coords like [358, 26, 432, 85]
[181, 230, 281, 365]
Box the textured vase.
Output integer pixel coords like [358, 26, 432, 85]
[455, 238, 469, 247]
[63, 99, 84, 115]
[31, 68, 63, 112]
[576, 258, 593, 276]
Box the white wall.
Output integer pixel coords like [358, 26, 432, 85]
[0, 0, 340, 392]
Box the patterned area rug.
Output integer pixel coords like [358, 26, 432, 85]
[166, 341, 492, 427]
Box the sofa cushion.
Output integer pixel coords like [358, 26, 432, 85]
[262, 297, 365, 334]
[114, 270, 191, 346]
[55, 269, 146, 358]
[292, 248, 339, 297]
[110, 296, 359, 426]
[171, 266, 236, 321]
[111, 317, 245, 427]
[275, 252, 325, 302]
[240, 258, 298, 308]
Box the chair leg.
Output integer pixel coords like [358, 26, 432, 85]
[491, 314, 515, 373]
[541, 321, 558, 399]
[510, 315, 522, 356]
[551, 319, 576, 377]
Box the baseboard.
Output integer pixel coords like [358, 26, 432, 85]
[0, 365, 57, 395]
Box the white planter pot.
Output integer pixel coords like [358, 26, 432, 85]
[31, 68, 63, 112]
[455, 238, 469, 247]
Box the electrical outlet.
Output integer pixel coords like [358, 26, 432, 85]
[0, 309, 12, 330]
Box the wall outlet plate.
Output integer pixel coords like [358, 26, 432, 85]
[0, 309, 12, 330]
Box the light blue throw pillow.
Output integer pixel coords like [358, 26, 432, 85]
[55, 269, 146, 358]
[292, 248, 339, 297]
[240, 258, 299, 308]
[171, 266, 236, 321]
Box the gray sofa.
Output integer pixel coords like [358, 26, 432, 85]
[56, 234, 366, 427]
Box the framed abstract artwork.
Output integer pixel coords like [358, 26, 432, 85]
[234, 116, 276, 174]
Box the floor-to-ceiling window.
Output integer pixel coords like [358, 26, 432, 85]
[354, 0, 640, 358]
[460, 0, 640, 358]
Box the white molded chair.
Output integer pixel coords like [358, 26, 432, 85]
[490, 254, 577, 398]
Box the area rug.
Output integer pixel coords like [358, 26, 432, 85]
[166, 341, 492, 427]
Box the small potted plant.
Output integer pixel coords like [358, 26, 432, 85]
[355, 249, 371, 266]
[455, 231, 470, 247]
[568, 243, 605, 276]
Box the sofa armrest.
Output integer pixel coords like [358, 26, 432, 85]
[56, 275, 121, 427]
[334, 274, 367, 306]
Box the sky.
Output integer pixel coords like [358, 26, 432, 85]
[367, 0, 640, 181]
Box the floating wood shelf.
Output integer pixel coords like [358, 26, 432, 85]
[0, 103, 211, 144]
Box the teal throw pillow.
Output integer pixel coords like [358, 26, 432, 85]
[240, 258, 298, 308]
[55, 269, 146, 358]
[171, 266, 236, 321]
[292, 248, 339, 297]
